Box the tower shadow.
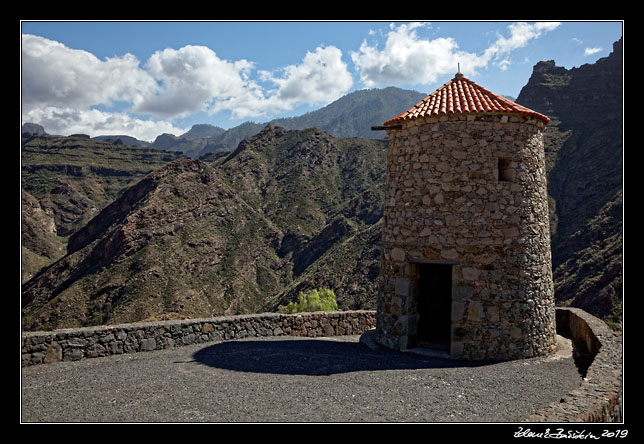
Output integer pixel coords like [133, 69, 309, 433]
[192, 337, 487, 376]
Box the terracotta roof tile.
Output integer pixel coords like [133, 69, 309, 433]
[383, 73, 550, 126]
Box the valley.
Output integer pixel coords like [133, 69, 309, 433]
[21, 39, 623, 331]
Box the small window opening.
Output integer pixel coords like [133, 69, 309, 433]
[498, 157, 515, 182]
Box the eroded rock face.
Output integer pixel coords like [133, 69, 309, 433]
[377, 112, 557, 361]
[21, 190, 66, 282]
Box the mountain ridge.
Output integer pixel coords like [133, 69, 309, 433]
[23, 86, 426, 159]
[21, 42, 623, 330]
[20, 132, 185, 282]
[21, 127, 386, 330]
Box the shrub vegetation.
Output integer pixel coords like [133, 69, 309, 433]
[280, 288, 339, 314]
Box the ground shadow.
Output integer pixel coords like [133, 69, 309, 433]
[192, 337, 487, 376]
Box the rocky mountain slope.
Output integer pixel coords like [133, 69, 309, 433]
[21, 44, 623, 331]
[516, 37, 623, 328]
[21, 133, 184, 282]
[21, 126, 386, 330]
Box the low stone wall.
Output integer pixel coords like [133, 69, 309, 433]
[526, 307, 623, 422]
[21, 307, 622, 423]
[21, 310, 376, 367]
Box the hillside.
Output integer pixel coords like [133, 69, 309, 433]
[516, 38, 623, 328]
[21, 126, 386, 331]
[21, 133, 184, 282]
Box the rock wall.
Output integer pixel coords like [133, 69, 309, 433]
[377, 112, 556, 360]
[527, 307, 623, 422]
[21, 310, 376, 367]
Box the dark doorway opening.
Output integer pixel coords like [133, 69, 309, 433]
[415, 263, 452, 351]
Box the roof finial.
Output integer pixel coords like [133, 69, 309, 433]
[455, 62, 464, 79]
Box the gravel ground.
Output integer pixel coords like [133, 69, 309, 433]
[21, 334, 582, 423]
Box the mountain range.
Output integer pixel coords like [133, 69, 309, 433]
[22, 126, 386, 329]
[23, 87, 427, 160]
[72, 87, 427, 159]
[21, 38, 623, 331]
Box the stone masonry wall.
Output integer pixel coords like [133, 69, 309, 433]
[377, 112, 556, 360]
[21, 310, 376, 367]
[21, 307, 622, 422]
[527, 307, 623, 422]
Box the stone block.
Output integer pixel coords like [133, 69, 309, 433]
[86, 343, 107, 358]
[140, 338, 157, 352]
[419, 227, 432, 236]
[445, 215, 459, 226]
[452, 284, 475, 301]
[394, 279, 411, 297]
[487, 306, 500, 323]
[424, 247, 441, 260]
[436, 161, 450, 172]
[451, 301, 465, 321]
[182, 333, 196, 345]
[391, 247, 406, 262]
[441, 249, 459, 261]
[462, 267, 481, 281]
[450, 341, 464, 356]
[467, 301, 484, 322]
[108, 341, 123, 355]
[63, 348, 84, 361]
[43, 343, 62, 364]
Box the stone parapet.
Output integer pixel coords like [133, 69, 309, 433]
[526, 307, 623, 422]
[21, 307, 622, 422]
[21, 310, 376, 367]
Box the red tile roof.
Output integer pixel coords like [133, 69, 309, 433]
[383, 73, 550, 126]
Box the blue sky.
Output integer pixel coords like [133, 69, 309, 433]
[21, 21, 623, 141]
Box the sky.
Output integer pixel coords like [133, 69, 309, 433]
[20, 21, 623, 142]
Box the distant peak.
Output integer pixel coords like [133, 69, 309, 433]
[256, 123, 287, 138]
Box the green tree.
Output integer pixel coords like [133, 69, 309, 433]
[280, 288, 339, 314]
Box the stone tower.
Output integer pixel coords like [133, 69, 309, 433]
[375, 72, 556, 361]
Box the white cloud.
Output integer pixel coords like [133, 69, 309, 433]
[351, 22, 473, 87]
[21, 34, 172, 139]
[256, 46, 353, 114]
[497, 59, 512, 71]
[136, 45, 258, 119]
[485, 22, 561, 57]
[21, 34, 157, 113]
[22, 22, 561, 137]
[21, 34, 354, 136]
[22, 106, 187, 142]
[584, 47, 602, 56]
[351, 21, 561, 87]
[204, 45, 353, 120]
